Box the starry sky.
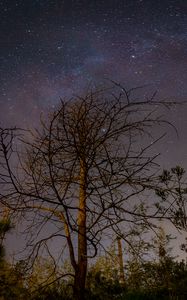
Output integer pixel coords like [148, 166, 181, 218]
[1, 0, 187, 261]
[0, 0, 187, 167]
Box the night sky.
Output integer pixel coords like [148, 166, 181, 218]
[1, 0, 187, 259]
[0, 0, 187, 163]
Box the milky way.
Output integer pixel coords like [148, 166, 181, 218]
[1, 0, 187, 261]
[0, 0, 187, 166]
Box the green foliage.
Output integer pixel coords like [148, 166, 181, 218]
[155, 166, 187, 230]
[0, 260, 28, 299]
[86, 244, 123, 299]
[159, 170, 172, 183]
[0, 218, 12, 263]
[0, 219, 11, 234]
[17, 257, 74, 300]
[171, 166, 185, 178]
[0, 216, 29, 299]
[1, 252, 187, 299]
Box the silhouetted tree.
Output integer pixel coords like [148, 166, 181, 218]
[0, 84, 179, 299]
[156, 166, 187, 230]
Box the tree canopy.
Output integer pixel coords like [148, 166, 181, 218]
[0, 84, 185, 299]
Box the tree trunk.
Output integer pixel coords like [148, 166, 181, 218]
[73, 263, 87, 300]
[73, 159, 87, 300]
[117, 237, 125, 286]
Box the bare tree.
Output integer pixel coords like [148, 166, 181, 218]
[0, 84, 178, 299]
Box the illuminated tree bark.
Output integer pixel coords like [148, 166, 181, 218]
[117, 237, 125, 286]
[73, 159, 87, 299]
